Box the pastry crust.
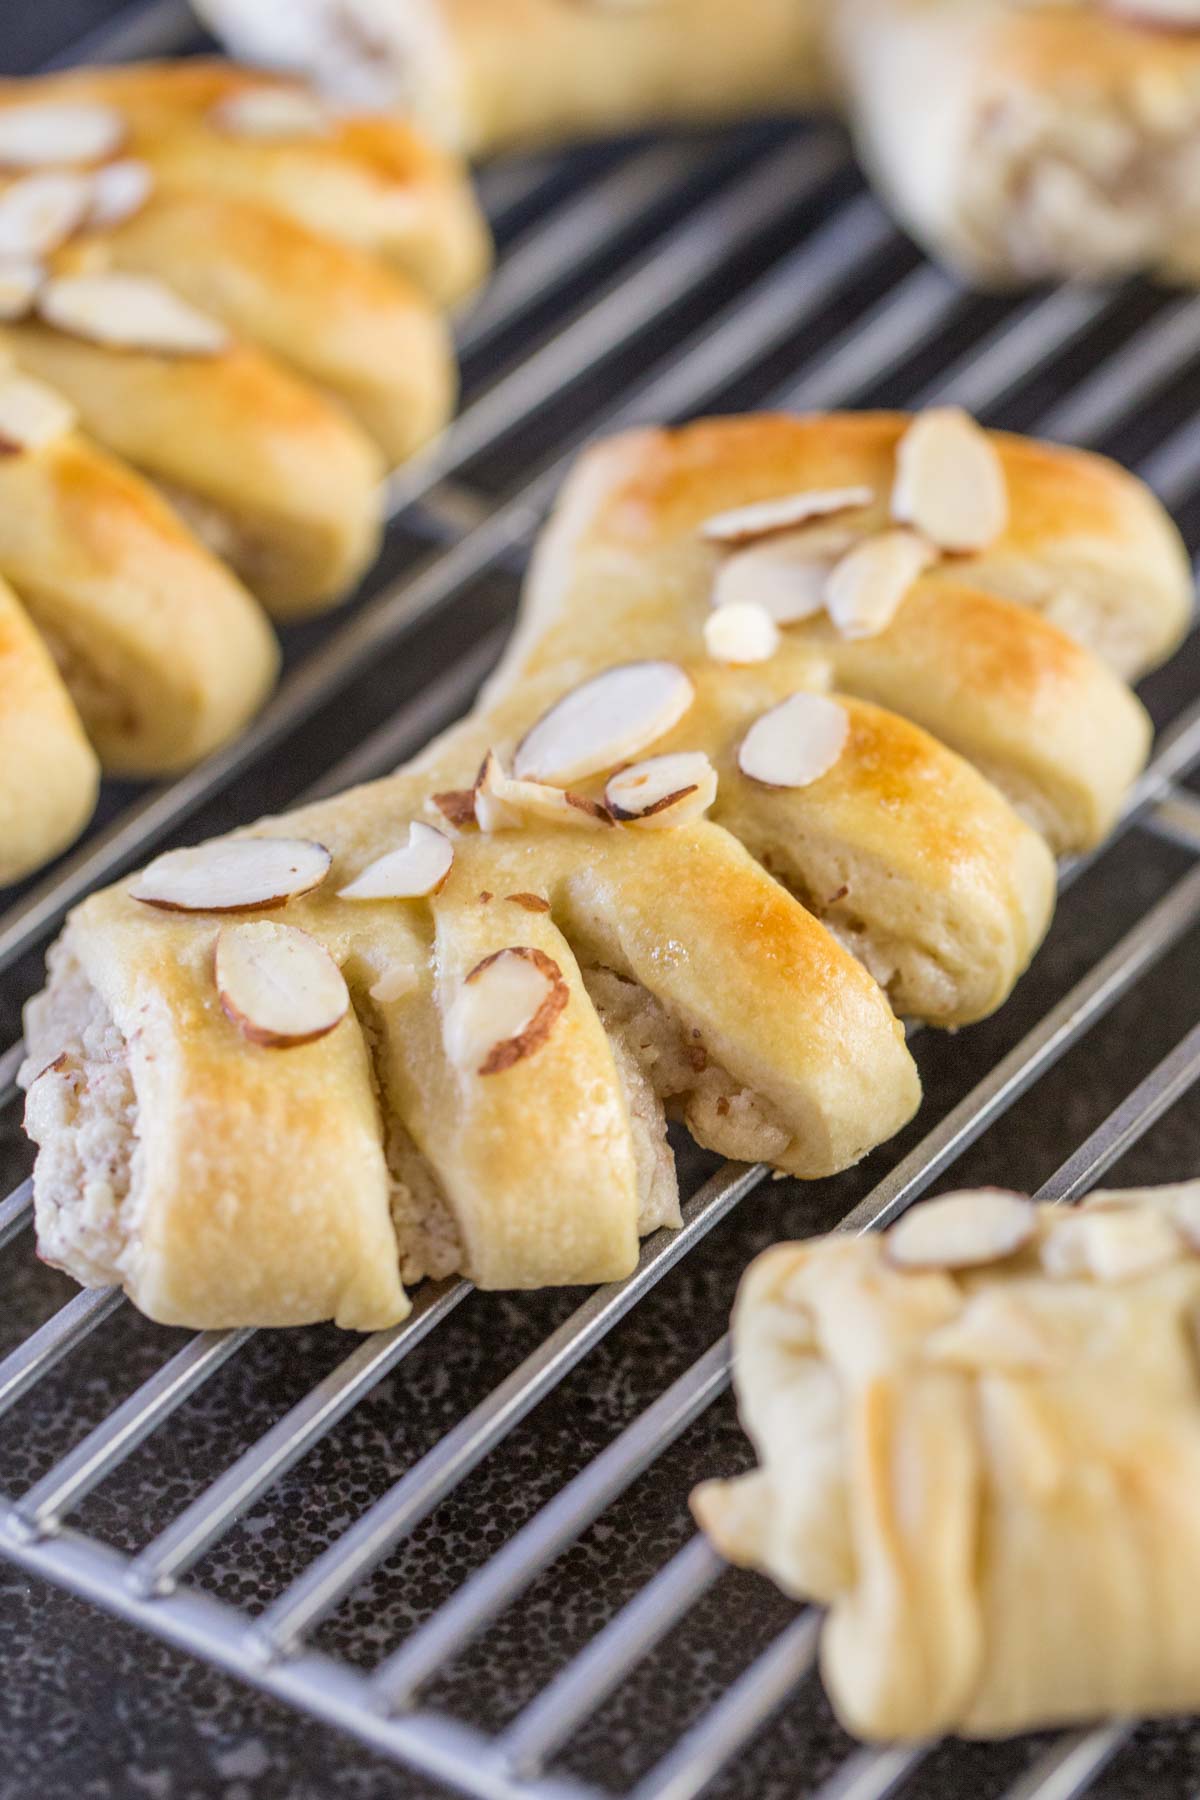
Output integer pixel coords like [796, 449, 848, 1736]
[0, 317, 386, 619]
[693, 1181, 1200, 1740]
[57, 189, 457, 467]
[0, 421, 278, 776]
[0, 574, 98, 886]
[20, 409, 1181, 1328]
[0, 61, 490, 307]
[192, 0, 833, 156]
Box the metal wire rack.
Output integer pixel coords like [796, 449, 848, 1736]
[4, 4, 1200, 1797]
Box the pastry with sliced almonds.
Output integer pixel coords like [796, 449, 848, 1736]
[693, 1178, 1200, 1741]
[19, 406, 1188, 1327]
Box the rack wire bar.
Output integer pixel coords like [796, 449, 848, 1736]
[0, 1522, 596, 1800]
[9, 1327, 253, 1538]
[252, 1164, 765, 1655]
[128, 1278, 468, 1597]
[371, 1338, 733, 1711]
[1001, 1728, 1129, 1800]
[499, 1536, 727, 1780]
[0, 1175, 31, 1249]
[0, 1285, 123, 1419]
[1041, 293, 1200, 445]
[629, 1612, 822, 1800]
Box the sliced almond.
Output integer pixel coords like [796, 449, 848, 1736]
[703, 600, 779, 665]
[1103, 0, 1200, 23]
[211, 87, 332, 139]
[446, 945, 569, 1077]
[712, 533, 844, 625]
[475, 749, 613, 831]
[131, 838, 332, 913]
[0, 259, 43, 322]
[430, 789, 477, 829]
[507, 892, 551, 912]
[38, 272, 230, 356]
[88, 159, 154, 229]
[338, 822, 453, 899]
[0, 171, 92, 260]
[701, 486, 874, 546]
[606, 751, 717, 828]
[0, 102, 125, 170]
[884, 1189, 1036, 1272]
[514, 662, 693, 787]
[216, 921, 349, 1049]
[737, 693, 849, 790]
[891, 408, 1008, 553]
[824, 528, 937, 641]
[0, 372, 76, 452]
[370, 963, 420, 1004]
[1042, 1205, 1182, 1283]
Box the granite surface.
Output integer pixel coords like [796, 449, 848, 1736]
[4, 4, 1200, 1798]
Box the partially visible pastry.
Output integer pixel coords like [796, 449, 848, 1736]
[0, 298, 386, 618]
[831, 0, 1200, 286]
[693, 1181, 1200, 1740]
[190, 0, 833, 157]
[0, 61, 491, 306]
[0, 572, 98, 886]
[0, 366, 278, 776]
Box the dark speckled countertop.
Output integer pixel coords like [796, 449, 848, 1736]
[5, 4, 1200, 1798]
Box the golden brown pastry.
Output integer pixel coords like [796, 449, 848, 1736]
[0, 61, 490, 307]
[0, 368, 278, 777]
[0, 571, 98, 886]
[19, 409, 1181, 1329]
[191, 0, 833, 157]
[45, 187, 457, 468]
[0, 302, 386, 620]
[694, 1180, 1200, 1741]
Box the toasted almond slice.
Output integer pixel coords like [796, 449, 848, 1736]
[338, 822, 453, 899]
[703, 600, 779, 665]
[216, 921, 349, 1049]
[0, 171, 92, 260]
[701, 486, 874, 546]
[446, 945, 569, 1077]
[431, 789, 477, 829]
[0, 372, 76, 452]
[1042, 1205, 1182, 1282]
[507, 892, 551, 912]
[0, 102, 125, 170]
[475, 749, 613, 831]
[712, 533, 844, 625]
[211, 87, 332, 139]
[131, 838, 332, 913]
[891, 408, 1009, 553]
[88, 158, 154, 229]
[885, 1188, 1036, 1272]
[606, 751, 717, 828]
[38, 272, 230, 356]
[514, 661, 694, 787]
[738, 693, 849, 790]
[1103, 0, 1200, 22]
[0, 259, 43, 322]
[824, 528, 937, 641]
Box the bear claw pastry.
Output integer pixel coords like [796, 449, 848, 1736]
[19, 409, 1188, 1327]
[693, 1180, 1200, 1741]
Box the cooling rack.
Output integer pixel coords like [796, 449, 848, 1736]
[4, 4, 1200, 1797]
